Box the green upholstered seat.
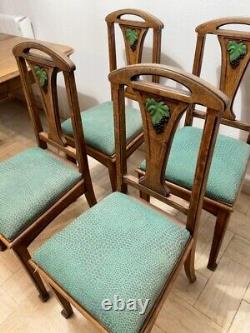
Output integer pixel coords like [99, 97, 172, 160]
[0, 148, 81, 240]
[61, 101, 142, 156]
[141, 127, 250, 204]
[33, 192, 190, 333]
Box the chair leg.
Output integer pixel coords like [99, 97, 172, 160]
[138, 174, 150, 202]
[51, 285, 73, 319]
[66, 154, 77, 164]
[184, 246, 196, 283]
[0, 240, 7, 251]
[207, 210, 231, 271]
[85, 186, 97, 207]
[108, 163, 117, 192]
[13, 245, 49, 302]
[140, 191, 150, 202]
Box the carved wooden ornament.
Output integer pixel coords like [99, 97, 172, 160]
[145, 97, 171, 134]
[34, 65, 48, 88]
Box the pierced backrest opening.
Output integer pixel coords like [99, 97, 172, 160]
[186, 17, 250, 142]
[109, 64, 228, 235]
[106, 8, 164, 94]
[13, 41, 88, 174]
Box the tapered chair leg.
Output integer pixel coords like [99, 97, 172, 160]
[66, 154, 77, 164]
[108, 163, 117, 192]
[207, 210, 231, 271]
[85, 186, 97, 207]
[13, 245, 49, 302]
[140, 191, 150, 202]
[184, 246, 196, 283]
[137, 173, 150, 202]
[0, 240, 7, 251]
[51, 286, 73, 319]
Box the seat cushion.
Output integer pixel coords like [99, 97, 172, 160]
[0, 148, 81, 240]
[141, 127, 250, 204]
[61, 101, 142, 156]
[33, 192, 190, 333]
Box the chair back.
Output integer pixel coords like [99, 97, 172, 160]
[13, 41, 89, 174]
[185, 17, 250, 143]
[109, 64, 229, 235]
[106, 9, 163, 91]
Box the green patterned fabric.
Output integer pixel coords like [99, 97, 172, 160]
[140, 127, 250, 204]
[0, 148, 81, 240]
[61, 101, 142, 156]
[33, 192, 190, 333]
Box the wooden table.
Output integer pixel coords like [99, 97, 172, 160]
[0, 33, 73, 99]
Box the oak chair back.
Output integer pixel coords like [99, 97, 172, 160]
[13, 41, 89, 174]
[106, 8, 164, 91]
[109, 64, 229, 236]
[185, 17, 250, 143]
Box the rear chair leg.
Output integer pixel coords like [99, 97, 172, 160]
[109, 161, 127, 193]
[13, 245, 49, 302]
[140, 191, 150, 202]
[138, 173, 150, 202]
[207, 210, 231, 271]
[66, 154, 77, 164]
[108, 163, 117, 192]
[51, 285, 73, 319]
[85, 185, 97, 207]
[83, 170, 97, 207]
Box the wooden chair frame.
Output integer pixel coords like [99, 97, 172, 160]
[139, 18, 250, 271]
[65, 9, 164, 191]
[30, 64, 228, 332]
[0, 41, 96, 302]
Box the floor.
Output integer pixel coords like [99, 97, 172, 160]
[0, 99, 250, 333]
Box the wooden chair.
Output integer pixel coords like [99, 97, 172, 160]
[30, 64, 228, 332]
[0, 41, 96, 302]
[61, 9, 164, 191]
[138, 18, 250, 271]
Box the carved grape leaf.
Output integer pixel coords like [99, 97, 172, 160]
[146, 98, 170, 134]
[126, 28, 138, 51]
[34, 65, 48, 88]
[227, 41, 247, 68]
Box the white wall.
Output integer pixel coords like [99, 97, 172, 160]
[0, 0, 250, 183]
[1, 1, 250, 118]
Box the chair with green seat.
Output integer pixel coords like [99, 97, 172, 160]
[0, 41, 96, 302]
[61, 9, 164, 191]
[30, 64, 228, 332]
[138, 18, 250, 271]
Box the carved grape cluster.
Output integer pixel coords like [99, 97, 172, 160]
[126, 28, 139, 51]
[145, 98, 170, 134]
[34, 65, 48, 88]
[153, 115, 169, 134]
[227, 40, 247, 68]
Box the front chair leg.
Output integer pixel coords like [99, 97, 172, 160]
[0, 240, 7, 251]
[184, 246, 196, 283]
[51, 285, 73, 319]
[85, 178, 97, 207]
[207, 210, 231, 271]
[13, 245, 49, 302]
